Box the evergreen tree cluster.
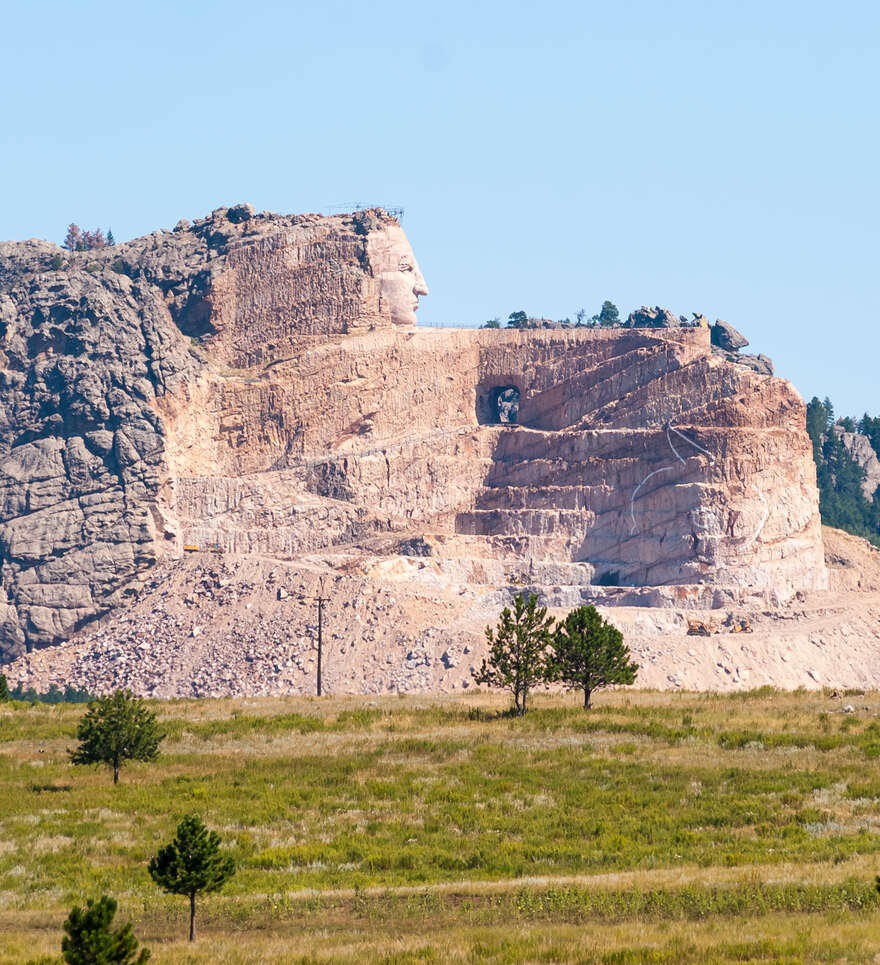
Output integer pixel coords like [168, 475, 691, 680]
[0, 676, 92, 704]
[63, 223, 115, 251]
[473, 593, 638, 714]
[481, 301, 621, 330]
[805, 396, 880, 546]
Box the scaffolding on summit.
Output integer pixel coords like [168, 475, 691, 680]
[322, 202, 405, 219]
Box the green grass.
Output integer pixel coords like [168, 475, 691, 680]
[3, 689, 880, 962]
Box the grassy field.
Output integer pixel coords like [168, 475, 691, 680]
[3, 687, 880, 963]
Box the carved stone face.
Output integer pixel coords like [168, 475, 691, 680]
[366, 224, 429, 326]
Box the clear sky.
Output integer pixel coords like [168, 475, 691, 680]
[3, 0, 877, 416]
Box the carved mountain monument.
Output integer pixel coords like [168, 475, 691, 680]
[2, 205, 856, 697]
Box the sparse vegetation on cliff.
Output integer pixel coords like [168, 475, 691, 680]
[63, 224, 110, 252]
[596, 299, 620, 327]
[496, 302, 622, 329]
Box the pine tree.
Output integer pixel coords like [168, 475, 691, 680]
[81, 228, 107, 250]
[859, 414, 880, 458]
[472, 592, 554, 715]
[823, 396, 835, 429]
[0, 674, 9, 701]
[62, 224, 107, 251]
[148, 815, 236, 942]
[806, 396, 880, 547]
[548, 605, 638, 708]
[70, 690, 163, 784]
[63, 224, 83, 251]
[62, 895, 150, 964]
[107, 228, 115, 246]
[598, 300, 620, 327]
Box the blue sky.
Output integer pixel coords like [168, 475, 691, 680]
[3, 0, 877, 415]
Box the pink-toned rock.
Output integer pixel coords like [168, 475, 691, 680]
[0, 207, 826, 673]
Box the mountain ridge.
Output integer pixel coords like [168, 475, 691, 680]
[0, 206, 833, 694]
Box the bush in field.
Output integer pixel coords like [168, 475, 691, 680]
[62, 895, 149, 964]
[70, 690, 163, 784]
[548, 604, 638, 708]
[473, 592, 554, 716]
[149, 814, 235, 942]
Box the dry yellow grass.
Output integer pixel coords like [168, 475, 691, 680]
[3, 688, 880, 963]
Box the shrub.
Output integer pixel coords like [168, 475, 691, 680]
[62, 895, 149, 964]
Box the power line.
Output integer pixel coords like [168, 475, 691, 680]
[300, 578, 329, 697]
[314, 578, 328, 697]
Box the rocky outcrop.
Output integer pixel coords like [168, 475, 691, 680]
[0, 240, 198, 652]
[3, 526, 873, 698]
[710, 348, 774, 376]
[834, 427, 880, 500]
[0, 207, 426, 658]
[624, 306, 681, 328]
[707, 319, 772, 375]
[0, 207, 826, 669]
[711, 319, 749, 351]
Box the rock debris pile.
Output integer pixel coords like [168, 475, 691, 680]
[0, 204, 847, 696]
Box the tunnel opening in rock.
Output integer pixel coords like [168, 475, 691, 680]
[477, 384, 520, 424]
[594, 569, 621, 587]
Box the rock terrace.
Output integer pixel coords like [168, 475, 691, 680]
[0, 206, 833, 694]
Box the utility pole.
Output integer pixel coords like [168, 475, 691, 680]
[315, 579, 328, 697]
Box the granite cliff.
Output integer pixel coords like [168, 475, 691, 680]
[0, 206, 832, 692]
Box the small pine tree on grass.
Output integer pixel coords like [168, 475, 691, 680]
[62, 895, 149, 964]
[70, 690, 163, 784]
[473, 592, 554, 716]
[149, 815, 235, 942]
[548, 604, 638, 708]
[0, 674, 9, 701]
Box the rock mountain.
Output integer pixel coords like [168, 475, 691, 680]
[0, 206, 837, 694]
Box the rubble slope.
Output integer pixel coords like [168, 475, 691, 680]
[0, 206, 835, 694]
